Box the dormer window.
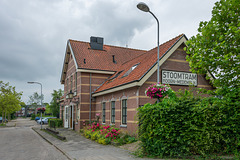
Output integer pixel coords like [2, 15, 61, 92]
[131, 64, 138, 70]
[122, 63, 140, 77]
[107, 70, 124, 83]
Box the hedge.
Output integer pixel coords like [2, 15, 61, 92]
[138, 88, 240, 157]
[48, 118, 63, 128]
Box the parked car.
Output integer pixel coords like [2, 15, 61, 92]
[0, 117, 8, 123]
[37, 117, 56, 124]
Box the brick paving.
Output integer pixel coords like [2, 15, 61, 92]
[33, 127, 156, 160]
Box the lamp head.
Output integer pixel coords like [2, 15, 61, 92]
[137, 2, 150, 12]
[27, 82, 34, 84]
[68, 90, 74, 99]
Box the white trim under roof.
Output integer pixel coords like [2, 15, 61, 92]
[68, 41, 79, 70]
[77, 69, 115, 74]
[60, 40, 80, 84]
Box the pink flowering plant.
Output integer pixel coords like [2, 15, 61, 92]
[37, 107, 46, 113]
[83, 122, 121, 145]
[96, 113, 100, 123]
[83, 122, 137, 145]
[90, 122, 101, 132]
[145, 83, 173, 100]
[104, 128, 120, 140]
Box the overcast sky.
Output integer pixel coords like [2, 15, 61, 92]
[0, 0, 218, 105]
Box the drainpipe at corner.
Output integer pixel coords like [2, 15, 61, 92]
[89, 73, 92, 123]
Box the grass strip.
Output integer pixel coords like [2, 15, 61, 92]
[42, 128, 67, 141]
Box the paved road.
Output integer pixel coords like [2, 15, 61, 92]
[0, 118, 68, 160]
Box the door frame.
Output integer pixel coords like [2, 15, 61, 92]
[64, 106, 69, 128]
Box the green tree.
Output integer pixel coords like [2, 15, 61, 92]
[185, 0, 240, 93]
[28, 92, 44, 105]
[0, 81, 23, 123]
[49, 89, 63, 117]
[45, 103, 51, 114]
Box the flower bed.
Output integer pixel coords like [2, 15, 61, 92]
[82, 123, 136, 145]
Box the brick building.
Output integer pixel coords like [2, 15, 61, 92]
[60, 34, 213, 133]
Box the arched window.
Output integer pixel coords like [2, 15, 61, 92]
[111, 101, 115, 124]
[121, 99, 127, 125]
[102, 102, 106, 123]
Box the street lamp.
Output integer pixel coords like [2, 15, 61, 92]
[137, 2, 160, 84]
[67, 90, 79, 129]
[27, 81, 43, 129]
[67, 90, 79, 106]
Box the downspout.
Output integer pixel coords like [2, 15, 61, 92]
[137, 87, 140, 107]
[89, 73, 92, 123]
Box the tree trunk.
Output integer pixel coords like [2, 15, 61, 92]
[1, 112, 3, 124]
[5, 110, 7, 123]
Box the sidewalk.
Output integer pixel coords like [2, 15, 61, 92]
[33, 127, 153, 160]
[5, 119, 16, 127]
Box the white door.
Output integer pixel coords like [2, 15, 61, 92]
[64, 106, 69, 128]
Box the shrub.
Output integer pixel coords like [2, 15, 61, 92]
[127, 136, 137, 144]
[84, 129, 92, 139]
[48, 119, 63, 128]
[31, 114, 36, 120]
[138, 88, 240, 157]
[82, 123, 135, 146]
[98, 138, 107, 145]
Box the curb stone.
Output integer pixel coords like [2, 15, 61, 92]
[32, 127, 72, 160]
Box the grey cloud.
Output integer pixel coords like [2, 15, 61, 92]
[0, 0, 218, 104]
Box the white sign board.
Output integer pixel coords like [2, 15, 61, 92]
[162, 70, 197, 86]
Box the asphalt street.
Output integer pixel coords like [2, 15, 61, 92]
[0, 118, 68, 160]
[1, 118, 162, 160]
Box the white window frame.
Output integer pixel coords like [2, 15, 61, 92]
[102, 102, 106, 124]
[110, 101, 115, 124]
[121, 99, 127, 125]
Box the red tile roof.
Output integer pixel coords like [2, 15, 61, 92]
[94, 34, 185, 93]
[69, 40, 147, 71]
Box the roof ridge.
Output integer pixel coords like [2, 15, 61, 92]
[104, 43, 147, 52]
[120, 34, 185, 66]
[148, 33, 185, 52]
[68, 39, 147, 52]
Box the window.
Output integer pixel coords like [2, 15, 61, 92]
[102, 102, 106, 123]
[122, 63, 140, 77]
[111, 101, 115, 124]
[107, 70, 124, 83]
[122, 99, 127, 125]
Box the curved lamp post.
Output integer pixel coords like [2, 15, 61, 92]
[137, 2, 160, 84]
[28, 81, 43, 129]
